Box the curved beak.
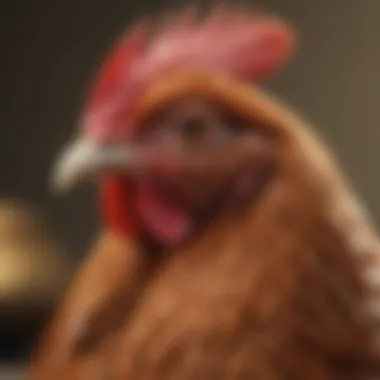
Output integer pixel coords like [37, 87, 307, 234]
[51, 137, 142, 194]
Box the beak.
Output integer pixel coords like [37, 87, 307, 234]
[51, 137, 142, 194]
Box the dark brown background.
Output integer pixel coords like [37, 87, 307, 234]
[1, 0, 380, 360]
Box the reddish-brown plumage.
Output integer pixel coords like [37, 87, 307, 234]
[29, 6, 380, 380]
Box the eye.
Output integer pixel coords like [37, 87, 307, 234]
[179, 116, 208, 141]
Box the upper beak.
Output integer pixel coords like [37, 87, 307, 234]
[51, 137, 141, 194]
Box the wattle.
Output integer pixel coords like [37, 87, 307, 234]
[101, 176, 192, 246]
[101, 176, 136, 238]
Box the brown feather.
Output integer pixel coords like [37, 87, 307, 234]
[29, 74, 380, 380]
[28, 232, 158, 379]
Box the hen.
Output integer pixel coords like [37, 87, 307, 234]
[29, 6, 380, 380]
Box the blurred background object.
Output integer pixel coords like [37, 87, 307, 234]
[1, 0, 380, 377]
[0, 200, 72, 361]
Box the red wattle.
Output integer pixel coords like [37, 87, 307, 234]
[100, 176, 136, 238]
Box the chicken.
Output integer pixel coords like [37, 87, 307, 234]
[29, 6, 380, 380]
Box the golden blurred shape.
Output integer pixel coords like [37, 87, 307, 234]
[0, 199, 72, 329]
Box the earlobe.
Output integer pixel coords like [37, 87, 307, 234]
[233, 135, 278, 197]
[231, 155, 277, 211]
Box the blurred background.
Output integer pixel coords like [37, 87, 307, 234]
[1, 0, 380, 377]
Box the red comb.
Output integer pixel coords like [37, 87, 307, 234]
[131, 9, 295, 88]
[83, 7, 295, 142]
[83, 22, 149, 142]
[88, 23, 148, 111]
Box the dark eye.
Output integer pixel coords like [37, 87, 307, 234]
[180, 116, 207, 141]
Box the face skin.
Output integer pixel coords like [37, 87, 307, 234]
[53, 96, 279, 247]
[129, 97, 279, 245]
